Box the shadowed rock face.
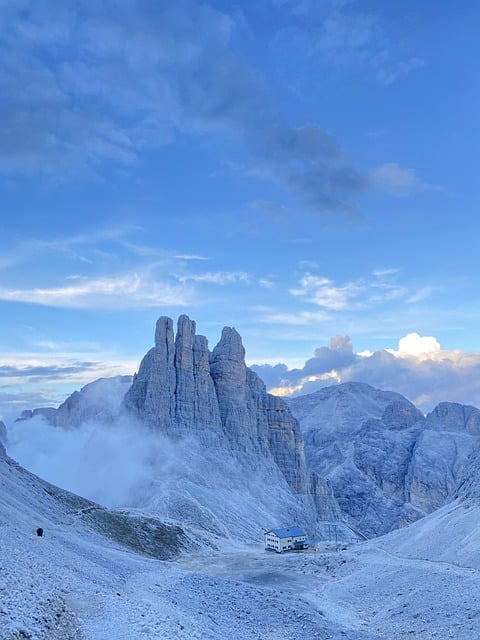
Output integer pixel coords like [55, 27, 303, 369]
[0, 420, 7, 451]
[124, 315, 311, 496]
[13, 315, 342, 537]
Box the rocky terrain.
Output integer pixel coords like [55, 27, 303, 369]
[5, 315, 480, 639]
[8, 317, 480, 544]
[124, 316, 311, 495]
[3, 432, 480, 640]
[287, 382, 480, 536]
[8, 316, 348, 542]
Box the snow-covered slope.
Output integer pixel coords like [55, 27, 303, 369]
[1, 444, 384, 640]
[4, 373, 480, 638]
[10, 431, 480, 640]
[288, 382, 408, 439]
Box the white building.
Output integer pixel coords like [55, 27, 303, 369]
[264, 526, 307, 553]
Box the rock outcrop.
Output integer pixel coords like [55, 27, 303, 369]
[124, 315, 311, 496]
[10, 316, 338, 541]
[54, 376, 133, 428]
[0, 420, 6, 454]
[287, 383, 480, 537]
[406, 402, 480, 512]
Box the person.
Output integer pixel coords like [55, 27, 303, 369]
[36, 527, 43, 537]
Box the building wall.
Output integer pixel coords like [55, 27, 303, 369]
[265, 533, 306, 552]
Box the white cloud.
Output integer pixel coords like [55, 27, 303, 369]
[177, 271, 250, 285]
[174, 254, 209, 261]
[288, 269, 409, 311]
[259, 278, 276, 289]
[259, 310, 332, 325]
[396, 332, 441, 358]
[0, 272, 193, 309]
[371, 163, 441, 196]
[290, 274, 361, 310]
[253, 331, 480, 412]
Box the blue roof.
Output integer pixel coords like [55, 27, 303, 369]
[266, 526, 306, 538]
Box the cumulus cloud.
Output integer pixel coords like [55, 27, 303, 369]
[252, 332, 480, 412]
[396, 332, 441, 357]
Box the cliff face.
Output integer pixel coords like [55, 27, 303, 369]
[11, 315, 344, 539]
[124, 315, 311, 496]
[288, 383, 480, 537]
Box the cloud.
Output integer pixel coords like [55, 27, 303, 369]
[252, 332, 480, 412]
[0, 345, 139, 422]
[371, 163, 441, 196]
[396, 332, 441, 358]
[0, 0, 367, 214]
[0, 390, 63, 424]
[0, 362, 99, 382]
[0, 225, 143, 271]
[173, 254, 209, 261]
[0, 356, 135, 389]
[258, 310, 332, 325]
[0, 271, 193, 309]
[178, 271, 250, 285]
[269, 1, 424, 87]
[290, 274, 361, 310]
[6, 415, 184, 508]
[288, 269, 407, 311]
[249, 124, 368, 212]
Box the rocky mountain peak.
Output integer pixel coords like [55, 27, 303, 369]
[382, 400, 424, 431]
[211, 326, 245, 363]
[424, 402, 480, 434]
[124, 315, 313, 497]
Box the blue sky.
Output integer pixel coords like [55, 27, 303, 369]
[1, 0, 480, 419]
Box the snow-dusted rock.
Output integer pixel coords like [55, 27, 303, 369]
[407, 403, 480, 511]
[122, 315, 352, 538]
[125, 316, 223, 437]
[53, 376, 133, 428]
[287, 383, 480, 537]
[125, 315, 312, 496]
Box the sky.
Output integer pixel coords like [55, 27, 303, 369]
[1, 0, 480, 420]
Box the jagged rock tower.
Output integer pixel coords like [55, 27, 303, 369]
[124, 315, 311, 494]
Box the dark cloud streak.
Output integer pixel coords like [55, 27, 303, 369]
[0, 0, 367, 214]
[0, 361, 100, 381]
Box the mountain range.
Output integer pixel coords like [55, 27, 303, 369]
[7, 314, 480, 545]
[3, 314, 480, 638]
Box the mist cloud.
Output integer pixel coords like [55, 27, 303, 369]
[6, 415, 181, 508]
